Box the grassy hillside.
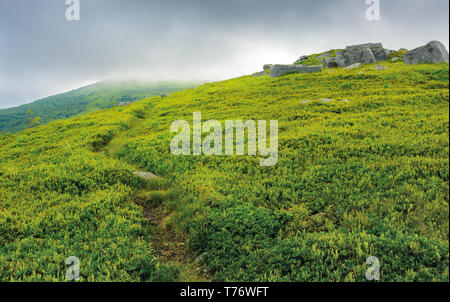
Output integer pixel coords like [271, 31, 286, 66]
[0, 61, 448, 281]
[0, 81, 198, 134]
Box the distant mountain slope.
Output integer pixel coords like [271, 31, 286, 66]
[0, 81, 199, 133]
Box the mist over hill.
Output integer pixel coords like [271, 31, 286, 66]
[0, 80, 200, 133]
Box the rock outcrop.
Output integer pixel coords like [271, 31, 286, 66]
[403, 41, 449, 64]
[255, 41, 448, 78]
[335, 43, 389, 67]
[270, 64, 322, 77]
[324, 57, 338, 68]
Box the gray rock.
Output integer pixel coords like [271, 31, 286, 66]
[321, 98, 333, 102]
[345, 63, 363, 69]
[270, 64, 322, 77]
[354, 43, 383, 49]
[345, 45, 376, 65]
[340, 99, 351, 102]
[133, 171, 158, 179]
[335, 51, 347, 67]
[252, 71, 267, 77]
[263, 64, 274, 71]
[372, 48, 394, 61]
[335, 43, 388, 67]
[375, 64, 386, 70]
[391, 56, 399, 62]
[324, 57, 338, 68]
[301, 100, 312, 104]
[403, 41, 449, 64]
[336, 47, 375, 67]
[295, 55, 309, 64]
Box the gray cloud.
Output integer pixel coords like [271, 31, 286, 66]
[0, 0, 448, 108]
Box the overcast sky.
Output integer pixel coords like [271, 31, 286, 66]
[0, 0, 448, 109]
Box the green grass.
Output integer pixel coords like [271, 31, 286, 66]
[0, 61, 448, 281]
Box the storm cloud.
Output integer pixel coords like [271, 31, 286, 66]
[0, 0, 448, 108]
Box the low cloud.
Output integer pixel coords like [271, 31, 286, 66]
[0, 0, 448, 108]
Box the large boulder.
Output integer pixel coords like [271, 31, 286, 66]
[270, 64, 322, 77]
[335, 44, 380, 67]
[403, 41, 449, 64]
[324, 57, 338, 68]
[372, 48, 395, 61]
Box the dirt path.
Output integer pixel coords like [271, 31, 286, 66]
[103, 115, 209, 281]
[134, 189, 210, 281]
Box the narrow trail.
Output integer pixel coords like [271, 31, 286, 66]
[104, 113, 209, 281]
[134, 189, 210, 281]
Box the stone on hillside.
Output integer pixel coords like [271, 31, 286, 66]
[334, 43, 394, 67]
[295, 55, 309, 64]
[321, 98, 333, 102]
[345, 62, 362, 69]
[375, 64, 386, 70]
[403, 41, 449, 64]
[324, 57, 338, 68]
[336, 45, 377, 67]
[372, 48, 394, 61]
[133, 171, 158, 180]
[270, 64, 322, 77]
[263, 64, 274, 71]
[298, 55, 309, 61]
[340, 99, 351, 102]
[252, 71, 267, 77]
[391, 56, 399, 62]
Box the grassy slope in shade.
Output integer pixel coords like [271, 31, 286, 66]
[0, 61, 448, 281]
[0, 81, 199, 134]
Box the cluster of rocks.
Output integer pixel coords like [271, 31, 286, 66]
[253, 40, 448, 78]
[334, 43, 393, 67]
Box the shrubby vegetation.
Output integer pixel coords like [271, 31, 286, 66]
[0, 104, 179, 281]
[0, 61, 448, 281]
